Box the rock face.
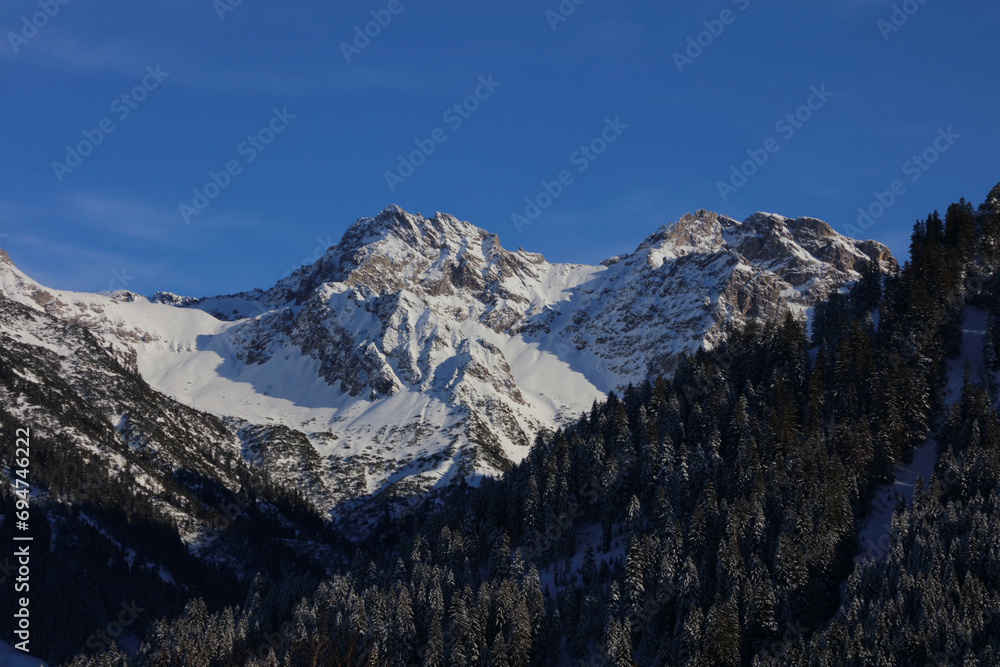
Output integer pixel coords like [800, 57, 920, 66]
[0, 205, 896, 519]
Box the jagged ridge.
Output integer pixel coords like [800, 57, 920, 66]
[0, 206, 896, 521]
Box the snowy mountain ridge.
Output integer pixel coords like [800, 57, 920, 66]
[0, 206, 896, 518]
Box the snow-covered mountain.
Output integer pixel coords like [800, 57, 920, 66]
[0, 275, 341, 582]
[0, 206, 895, 521]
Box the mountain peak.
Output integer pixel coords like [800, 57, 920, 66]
[0, 249, 11, 265]
[618, 210, 895, 288]
[372, 203, 412, 227]
[341, 206, 488, 251]
[633, 209, 726, 254]
[257, 206, 521, 311]
[346, 204, 420, 239]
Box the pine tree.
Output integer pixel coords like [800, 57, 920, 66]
[423, 611, 444, 667]
[508, 598, 533, 667]
[488, 631, 510, 667]
[604, 616, 634, 667]
[391, 585, 416, 667]
[705, 595, 741, 667]
[625, 495, 642, 536]
[448, 635, 469, 667]
[621, 538, 646, 626]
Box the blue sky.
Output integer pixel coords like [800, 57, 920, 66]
[1, 0, 997, 297]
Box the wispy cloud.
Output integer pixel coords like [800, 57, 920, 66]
[67, 194, 180, 240]
[2, 193, 260, 246]
[2, 230, 166, 293]
[0, 25, 472, 98]
[3, 36, 130, 70]
[0, 193, 266, 293]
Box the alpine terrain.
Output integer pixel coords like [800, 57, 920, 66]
[3, 184, 1000, 666]
[1, 206, 893, 523]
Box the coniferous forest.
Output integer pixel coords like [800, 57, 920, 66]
[4, 182, 1000, 666]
